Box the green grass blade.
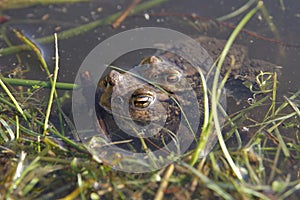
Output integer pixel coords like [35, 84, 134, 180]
[1, 77, 79, 90]
[0, 78, 28, 121]
[210, 1, 263, 181]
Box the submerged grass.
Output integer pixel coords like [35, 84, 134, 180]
[0, 0, 170, 57]
[0, 0, 300, 199]
[0, 0, 88, 10]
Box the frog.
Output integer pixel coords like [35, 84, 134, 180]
[95, 36, 279, 154]
[96, 66, 197, 152]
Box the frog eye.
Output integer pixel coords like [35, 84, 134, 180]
[132, 95, 155, 108]
[166, 73, 180, 83]
[131, 92, 155, 109]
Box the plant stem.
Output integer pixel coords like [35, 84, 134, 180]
[0, 95, 85, 151]
[210, 1, 263, 181]
[1, 77, 78, 90]
[43, 33, 59, 136]
[0, 78, 28, 121]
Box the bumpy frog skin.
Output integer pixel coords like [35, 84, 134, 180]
[97, 61, 200, 145]
[137, 56, 191, 93]
[96, 36, 279, 152]
[98, 69, 170, 120]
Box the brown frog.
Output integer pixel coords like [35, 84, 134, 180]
[96, 64, 199, 152]
[95, 36, 279, 154]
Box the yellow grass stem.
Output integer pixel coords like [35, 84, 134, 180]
[43, 33, 59, 136]
[0, 78, 28, 121]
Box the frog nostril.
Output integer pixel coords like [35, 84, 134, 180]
[113, 96, 124, 105]
[153, 74, 159, 80]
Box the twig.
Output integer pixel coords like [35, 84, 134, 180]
[112, 0, 141, 29]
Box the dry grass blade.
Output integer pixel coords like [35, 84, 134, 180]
[284, 96, 300, 117]
[154, 164, 174, 200]
[112, 0, 141, 29]
[180, 161, 233, 200]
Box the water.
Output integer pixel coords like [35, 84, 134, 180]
[1, 0, 299, 92]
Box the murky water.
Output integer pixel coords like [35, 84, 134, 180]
[1, 1, 299, 96]
[0, 0, 299, 198]
[1, 1, 299, 92]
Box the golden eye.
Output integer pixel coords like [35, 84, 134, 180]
[166, 74, 180, 83]
[132, 95, 154, 108]
[131, 91, 155, 109]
